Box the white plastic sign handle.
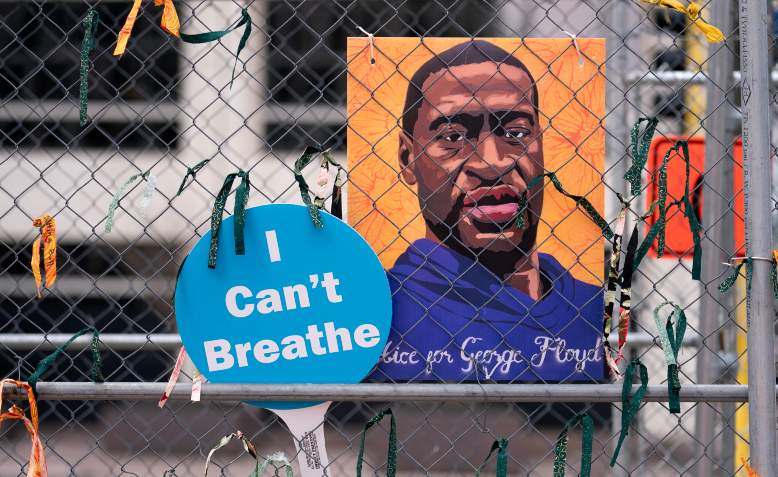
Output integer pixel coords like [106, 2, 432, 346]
[271, 401, 332, 476]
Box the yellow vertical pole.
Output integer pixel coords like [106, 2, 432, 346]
[735, 277, 749, 476]
[684, 24, 707, 134]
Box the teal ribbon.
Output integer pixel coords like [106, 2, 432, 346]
[653, 302, 687, 413]
[26, 326, 104, 398]
[209, 171, 250, 269]
[527, 172, 613, 240]
[475, 438, 508, 477]
[356, 408, 397, 477]
[514, 192, 528, 229]
[553, 413, 593, 477]
[624, 117, 659, 197]
[610, 358, 649, 467]
[79, 7, 99, 127]
[176, 159, 211, 196]
[180, 8, 252, 88]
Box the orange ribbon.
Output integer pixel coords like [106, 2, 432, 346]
[0, 380, 47, 477]
[114, 0, 180, 56]
[31, 215, 56, 298]
[742, 458, 761, 477]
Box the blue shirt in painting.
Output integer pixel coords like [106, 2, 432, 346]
[370, 239, 604, 382]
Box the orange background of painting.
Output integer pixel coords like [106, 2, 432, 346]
[346, 38, 606, 285]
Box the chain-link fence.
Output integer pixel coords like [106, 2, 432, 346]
[1, 0, 776, 476]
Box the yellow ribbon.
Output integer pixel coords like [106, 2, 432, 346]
[114, 0, 180, 56]
[0, 380, 47, 477]
[31, 215, 56, 298]
[642, 0, 724, 43]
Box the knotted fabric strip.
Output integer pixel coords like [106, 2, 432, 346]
[31, 214, 57, 298]
[527, 172, 613, 240]
[79, 7, 98, 127]
[104, 171, 152, 233]
[624, 117, 659, 197]
[653, 302, 687, 413]
[553, 412, 593, 477]
[203, 430, 258, 476]
[176, 159, 211, 196]
[610, 358, 649, 467]
[114, 0, 180, 56]
[475, 439, 509, 477]
[614, 224, 639, 368]
[26, 327, 104, 398]
[0, 379, 47, 477]
[209, 171, 250, 269]
[356, 408, 397, 477]
[180, 8, 252, 88]
[640, 0, 725, 43]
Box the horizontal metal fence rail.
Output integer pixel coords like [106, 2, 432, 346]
[1, 382, 763, 403]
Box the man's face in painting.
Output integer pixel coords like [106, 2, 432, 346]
[399, 60, 544, 255]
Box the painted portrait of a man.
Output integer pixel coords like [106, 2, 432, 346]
[347, 38, 607, 382]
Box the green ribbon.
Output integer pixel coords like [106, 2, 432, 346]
[180, 9, 251, 89]
[514, 192, 528, 229]
[295, 146, 325, 227]
[527, 172, 613, 240]
[653, 302, 687, 413]
[26, 326, 104, 398]
[632, 141, 702, 280]
[79, 7, 99, 127]
[475, 438, 508, 477]
[356, 408, 397, 477]
[624, 117, 659, 197]
[176, 159, 211, 196]
[610, 358, 649, 467]
[553, 413, 593, 477]
[719, 259, 752, 293]
[208, 171, 250, 269]
[104, 170, 152, 233]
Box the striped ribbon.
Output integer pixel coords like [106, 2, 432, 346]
[356, 408, 397, 477]
[79, 7, 98, 127]
[31, 214, 56, 298]
[0, 379, 47, 477]
[610, 358, 648, 467]
[203, 430, 258, 476]
[603, 207, 626, 377]
[640, 0, 725, 43]
[158, 347, 203, 407]
[653, 302, 687, 413]
[26, 327, 104, 398]
[614, 223, 639, 366]
[553, 412, 593, 477]
[114, 0, 180, 56]
[475, 439, 508, 477]
[180, 8, 252, 89]
[208, 171, 250, 269]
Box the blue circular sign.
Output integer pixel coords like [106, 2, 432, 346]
[175, 204, 391, 409]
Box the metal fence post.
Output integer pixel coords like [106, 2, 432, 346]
[738, 0, 778, 475]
